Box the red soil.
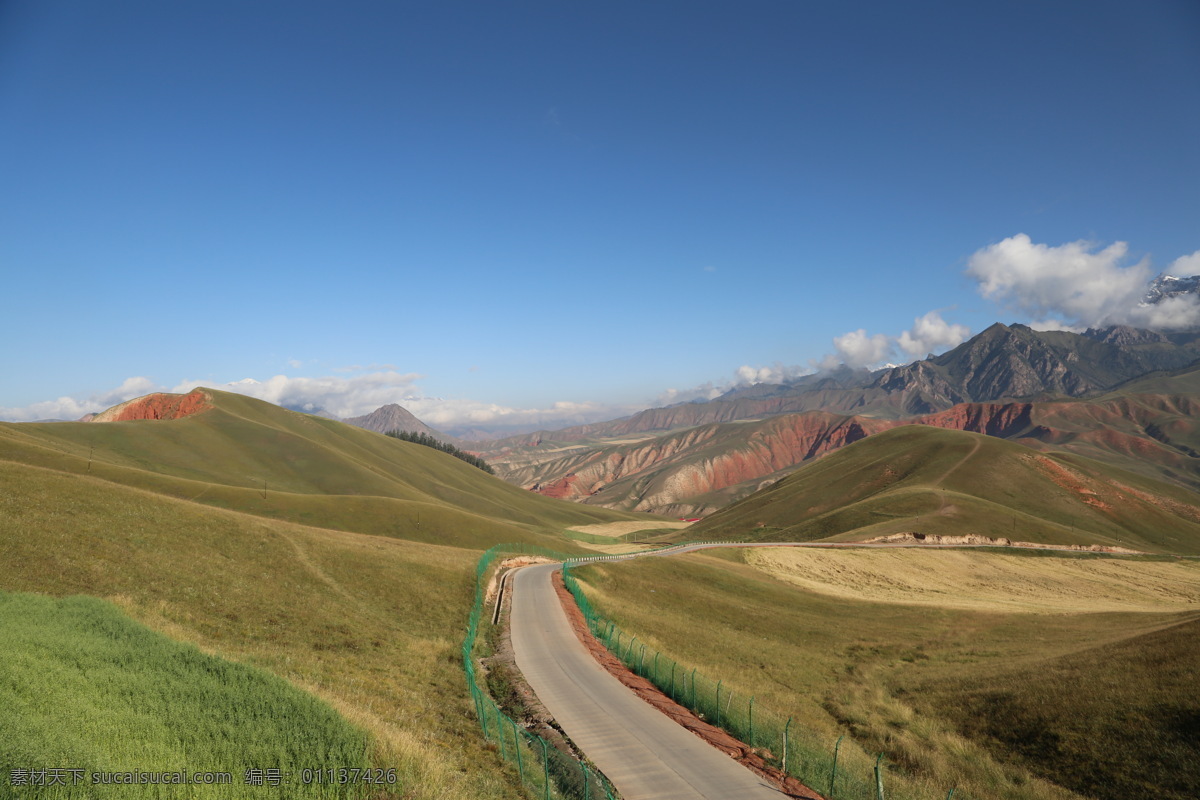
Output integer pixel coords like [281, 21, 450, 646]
[92, 390, 213, 422]
[533, 473, 582, 499]
[552, 572, 825, 799]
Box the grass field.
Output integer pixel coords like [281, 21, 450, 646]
[0, 592, 372, 799]
[0, 460, 522, 798]
[747, 547, 1200, 613]
[564, 521, 692, 538]
[568, 548, 1200, 800]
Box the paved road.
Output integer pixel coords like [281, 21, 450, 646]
[510, 562, 783, 800]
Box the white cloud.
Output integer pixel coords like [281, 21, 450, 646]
[814, 311, 971, 371]
[0, 376, 161, 422]
[895, 311, 971, 358]
[1167, 250, 1200, 278]
[653, 362, 817, 405]
[965, 233, 1200, 330]
[828, 329, 893, 369]
[1028, 319, 1083, 333]
[655, 383, 725, 406]
[1130, 294, 1200, 330]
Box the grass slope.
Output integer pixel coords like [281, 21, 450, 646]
[568, 549, 1200, 800]
[1, 592, 371, 799]
[0, 389, 651, 549]
[919, 616, 1200, 800]
[688, 426, 1200, 554]
[0, 460, 527, 799]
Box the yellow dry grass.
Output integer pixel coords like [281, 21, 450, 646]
[566, 520, 691, 538]
[747, 547, 1200, 613]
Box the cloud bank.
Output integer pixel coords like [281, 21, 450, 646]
[966, 234, 1200, 331]
[816, 311, 971, 371]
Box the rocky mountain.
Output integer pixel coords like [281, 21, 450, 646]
[341, 403, 453, 443]
[483, 326, 1200, 516]
[497, 382, 1199, 517]
[1144, 273, 1200, 304]
[474, 323, 1200, 454]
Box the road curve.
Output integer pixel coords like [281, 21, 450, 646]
[509, 562, 783, 800]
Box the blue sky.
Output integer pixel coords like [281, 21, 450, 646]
[2, 1, 1199, 433]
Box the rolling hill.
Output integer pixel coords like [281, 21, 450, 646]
[0, 388, 652, 548]
[0, 388, 666, 799]
[686, 425, 1200, 553]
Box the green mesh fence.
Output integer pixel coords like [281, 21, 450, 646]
[561, 558, 964, 800]
[463, 544, 620, 800]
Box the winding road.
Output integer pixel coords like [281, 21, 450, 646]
[510, 561, 783, 800]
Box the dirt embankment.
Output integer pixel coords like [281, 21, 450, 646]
[91, 390, 213, 422]
[551, 572, 825, 800]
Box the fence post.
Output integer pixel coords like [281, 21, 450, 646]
[691, 668, 697, 709]
[541, 738, 550, 800]
[653, 651, 659, 682]
[627, 637, 638, 662]
[829, 735, 843, 799]
[874, 753, 886, 800]
[783, 717, 792, 774]
[512, 719, 524, 782]
[497, 709, 508, 761]
[749, 696, 755, 746]
[945, 790, 956, 800]
[639, 644, 646, 675]
[583, 760, 590, 799]
[716, 680, 722, 727]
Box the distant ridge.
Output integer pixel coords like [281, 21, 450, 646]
[474, 323, 1200, 450]
[479, 323, 1200, 516]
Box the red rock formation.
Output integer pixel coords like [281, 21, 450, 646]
[915, 402, 1034, 437]
[507, 394, 1200, 515]
[91, 390, 213, 423]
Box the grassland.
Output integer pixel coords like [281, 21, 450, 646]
[568, 548, 1200, 800]
[0, 592, 371, 799]
[0, 391, 662, 799]
[688, 426, 1200, 554]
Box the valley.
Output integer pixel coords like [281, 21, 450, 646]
[5, 321, 1200, 800]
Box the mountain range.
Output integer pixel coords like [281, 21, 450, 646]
[469, 323, 1200, 516]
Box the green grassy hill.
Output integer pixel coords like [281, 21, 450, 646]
[688, 425, 1200, 554]
[0, 390, 661, 799]
[0, 389, 651, 549]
